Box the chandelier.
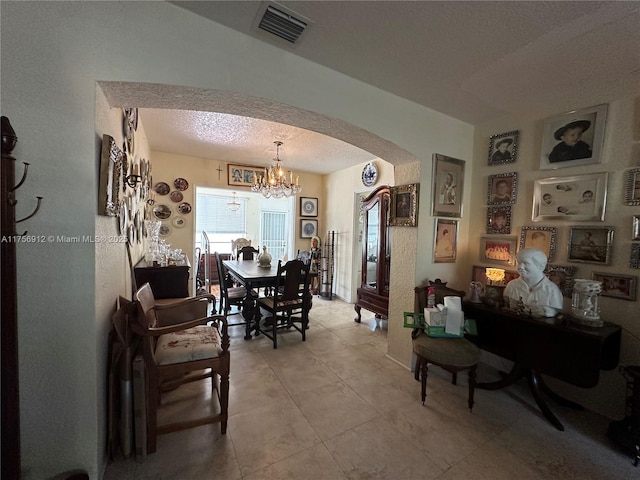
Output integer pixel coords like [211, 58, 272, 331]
[227, 191, 241, 212]
[251, 141, 301, 198]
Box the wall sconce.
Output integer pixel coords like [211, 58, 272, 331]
[125, 163, 141, 188]
[484, 267, 506, 307]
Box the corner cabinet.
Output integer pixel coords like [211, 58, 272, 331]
[355, 186, 390, 322]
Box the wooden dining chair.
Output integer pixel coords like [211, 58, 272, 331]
[237, 245, 259, 260]
[256, 259, 310, 348]
[132, 283, 230, 454]
[215, 251, 247, 324]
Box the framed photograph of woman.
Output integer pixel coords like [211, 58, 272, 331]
[567, 226, 614, 265]
[487, 172, 517, 205]
[539, 104, 608, 170]
[480, 236, 517, 266]
[532, 172, 608, 222]
[519, 226, 557, 260]
[487, 130, 519, 166]
[486, 206, 512, 234]
[433, 218, 458, 263]
[624, 167, 640, 206]
[431, 154, 465, 218]
[592, 272, 637, 301]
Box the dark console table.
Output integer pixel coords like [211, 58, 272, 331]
[134, 258, 190, 299]
[463, 301, 621, 431]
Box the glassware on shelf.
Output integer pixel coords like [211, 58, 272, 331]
[571, 279, 603, 327]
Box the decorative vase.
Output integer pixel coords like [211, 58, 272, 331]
[571, 279, 603, 326]
[258, 245, 272, 267]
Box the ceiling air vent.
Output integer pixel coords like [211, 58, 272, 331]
[258, 5, 307, 44]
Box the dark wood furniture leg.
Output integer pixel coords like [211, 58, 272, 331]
[528, 370, 565, 431]
[468, 365, 477, 412]
[241, 293, 256, 340]
[354, 304, 361, 323]
[476, 363, 525, 390]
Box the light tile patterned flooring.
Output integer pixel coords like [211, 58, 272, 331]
[104, 298, 636, 479]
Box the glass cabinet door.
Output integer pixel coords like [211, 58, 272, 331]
[365, 201, 379, 287]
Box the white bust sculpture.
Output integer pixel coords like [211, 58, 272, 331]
[503, 248, 563, 317]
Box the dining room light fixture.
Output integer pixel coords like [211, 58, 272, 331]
[227, 191, 241, 212]
[251, 141, 301, 198]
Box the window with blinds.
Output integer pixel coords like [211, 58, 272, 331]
[195, 192, 247, 253]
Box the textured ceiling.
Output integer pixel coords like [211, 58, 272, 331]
[134, 1, 639, 174]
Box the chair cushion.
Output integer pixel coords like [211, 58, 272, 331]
[412, 335, 480, 368]
[258, 297, 303, 310]
[155, 326, 223, 365]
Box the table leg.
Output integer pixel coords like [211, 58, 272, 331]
[528, 370, 565, 431]
[241, 293, 256, 340]
[476, 363, 524, 390]
[539, 376, 584, 410]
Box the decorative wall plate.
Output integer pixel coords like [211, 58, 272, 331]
[153, 204, 171, 220]
[119, 202, 128, 235]
[174, 177, 189, 191]
[361, 162, 378, 187]
[169, 191, 183, 203]
[177, 202, 192, 214]
[172, 216, 186, 228]
[154, 182, 170, 195]
[159, 224, 171, 237]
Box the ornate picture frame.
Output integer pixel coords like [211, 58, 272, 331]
[630, 244, 640, 269]
[486, 206, 512, 234]
[433, 218, 458, 263]
[300, 219, 318, 239]
[592, 272, 637, 301]
[567, 226, 614, 265]
[532, 172, 608, 222]
[389, 183, 419, 227]
[98, 134, 124, 217]
[545, 264, 577, 297]
[539, 103, 608, 170]
[487, 130, 519, 165]
[299, 197, 318, 217]
[487, 172, 517, 205]
[471, 265, 519, 284]
[519, 226, 557, 260]
[624, 167, 640, 206]
[633, 216, 640, 241]
[431, 153, 464, 218]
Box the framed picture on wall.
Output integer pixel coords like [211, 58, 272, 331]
[389, 183, 419, 227]
[431, 154, 465, 218]
[300, 219, 318, 238]
[532, 172, 608, 222]
[539, 103, 608, 170]
[592, 272, 637, 301]
[487, 130, 518, 165]
[487, 172, 517, 205]
[479, 236, 517, 266]
[300, 197, 318, 217]
[567, 226, 614, 265]
[624, 167, 640, 206]
[228, 164, 263, 187]
[545, 264, 577, 297]
[486, 206, 512, 234]
[519, 226, 557, 260]
[433, 218, 458, 263]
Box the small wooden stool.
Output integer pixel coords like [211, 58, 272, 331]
[412, 332, 480, 411]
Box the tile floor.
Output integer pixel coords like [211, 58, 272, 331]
[104, 298, 637, 479]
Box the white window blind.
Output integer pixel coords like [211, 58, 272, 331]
[196, 193, 246, 239]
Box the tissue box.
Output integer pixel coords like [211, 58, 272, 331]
[424, 307, 447, 326]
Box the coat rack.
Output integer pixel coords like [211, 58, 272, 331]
[1, 115, 43, 480]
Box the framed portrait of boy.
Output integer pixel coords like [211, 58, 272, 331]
[519, 226, 557, 261]
[487, 130, 518, 166]
[539, 104, 608, 170]
[486, 206, 512, 234]
[487, 172, 517, 205]
[431, 154, 464, 218]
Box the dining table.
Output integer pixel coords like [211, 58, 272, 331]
[223, 259, 315, 340]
